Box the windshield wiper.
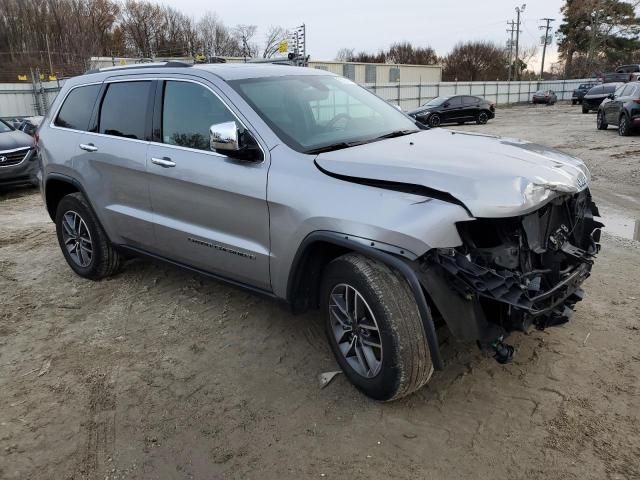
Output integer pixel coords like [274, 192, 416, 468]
[305, 130, 420, 155]
[305, 141, 365, 155]
[373, 129, 420, 140]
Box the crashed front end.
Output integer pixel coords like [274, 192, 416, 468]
[417, 189, 603, 363]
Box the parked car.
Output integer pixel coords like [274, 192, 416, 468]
[571, 82, 600, 105]
[601, 65, 640, 84]
[407, 95, 495, 127]
[0, 119, 38, 187]
[597, 81, 640, 136]
[582, 83, 624, 113]
[38, 62, 602, 401]
[17, 116, 44, 137]
[532, 89, 557, 105]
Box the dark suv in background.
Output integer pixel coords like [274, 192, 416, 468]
[582, 83, 624, 113]
[408, 95, 495, 127]
[572, 82, 600, 105]
[597, 81, 640, 136]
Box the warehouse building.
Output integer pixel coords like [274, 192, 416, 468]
[88, 57, 442, 84]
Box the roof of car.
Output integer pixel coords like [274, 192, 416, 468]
[81, 61, 334, 82]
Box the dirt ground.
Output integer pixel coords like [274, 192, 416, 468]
[1, 104, 639, 480]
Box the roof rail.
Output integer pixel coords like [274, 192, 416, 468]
[84, 61, 192, 75]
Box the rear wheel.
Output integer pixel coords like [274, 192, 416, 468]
[597, 110, 608, 130]
[55, 193, 120, 280]
[429, 113, 441, 128]
[619, 114, 631, 136]
[477, 111, 489, 125]
[321, 254, 433, 401]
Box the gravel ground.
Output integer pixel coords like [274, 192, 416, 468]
[1, 104, 639, 480]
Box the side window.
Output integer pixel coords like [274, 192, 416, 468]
[614, 85, 626, 97]
[55, 84, 101, 130]
[99, 81, 150, 139]
[622, 84, 635, 96]
[447, 96, 462, 107]
[162, 81, 235, 151]
[462, 96, 476, 106]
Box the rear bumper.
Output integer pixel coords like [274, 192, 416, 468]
[0, 149, 39, 186]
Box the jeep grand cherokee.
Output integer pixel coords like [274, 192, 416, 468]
[38, 62, 603, 401]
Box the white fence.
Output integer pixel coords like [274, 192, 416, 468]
[367, 78, 597, 111]
[0, 76, 596, 119]
[0, 80, 64, 118]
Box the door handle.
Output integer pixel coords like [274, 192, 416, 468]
[151, 157, 176, 168]
[79, 143, 98, 152]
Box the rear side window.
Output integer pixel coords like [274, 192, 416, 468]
[162, 81, 234, 151]
[447, 97, 462, 106]
[99, 81, 151, 140]
[55, 84, 101, 130]
[462, 96, 477, 105]
[622, 84, 636, 96]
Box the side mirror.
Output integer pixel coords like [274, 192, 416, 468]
[443, 102, 450, 108]
[209, 121, 262, 161]
[607, 93, 615, 99]
[210, 121, 239, 152]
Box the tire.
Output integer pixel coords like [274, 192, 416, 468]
[55, 192, 120, 280]
[429, 113, 441, 128]
[619, 114, 631, 136]
[321, 253, 433, 401]
[597, 110, 608, 130]
[582, 105, 589, 114]
[477, 111, 489, 125]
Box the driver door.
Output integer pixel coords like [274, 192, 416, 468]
[146, 78, 271, 291]
[442, 96, 463, 122]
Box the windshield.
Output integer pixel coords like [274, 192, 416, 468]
[229, 75, 418, 153]
[423, 96, 449, 107]
[0, 120, 14, 133]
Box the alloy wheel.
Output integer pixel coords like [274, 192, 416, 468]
[478, 112, 488, 124]
[429, 115, 441, 127]
[328, 283, 383, 378]
[61, 211, 93, 267]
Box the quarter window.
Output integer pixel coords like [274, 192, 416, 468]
[55, 84, 101, 131]
[99, 81, 150, 140]
[161, 81, 235, 151]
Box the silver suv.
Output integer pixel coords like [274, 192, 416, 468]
[38, 63, 603, 401]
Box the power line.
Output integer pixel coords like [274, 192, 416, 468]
[539, 18, 555, 80]
[514, 4, 526, 81]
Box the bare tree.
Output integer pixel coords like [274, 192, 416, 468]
[443, 41, 509, 81]
[233, 24, 258, 58]
[262, 26, 287, 58]
[335, 48, 355, 61]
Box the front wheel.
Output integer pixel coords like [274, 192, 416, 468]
[321, 254, 434, 401]
[429, 113, 441, 128]
[55, 192, 121, 280]
[597, 110, 608, 130]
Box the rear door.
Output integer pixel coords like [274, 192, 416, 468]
[74, 78, 155, 248]
[146, 78, 271, 291]
[462, 96, 479, 120]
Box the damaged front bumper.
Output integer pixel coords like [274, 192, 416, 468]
[415, 189, 603, 361]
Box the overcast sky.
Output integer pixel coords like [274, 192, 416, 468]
[160, 0, 565, 69]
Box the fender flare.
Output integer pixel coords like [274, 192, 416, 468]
[287, 231, 444, 370]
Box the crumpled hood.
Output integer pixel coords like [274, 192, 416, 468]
[315, 129, 590, 218]
[0, 130, 34, 151]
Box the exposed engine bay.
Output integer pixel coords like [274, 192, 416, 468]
[417, 189, 603, 363]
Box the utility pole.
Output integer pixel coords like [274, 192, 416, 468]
[45, 32, 53, 77]
[539, 18, 555, 80]
[506, 20, 517, 81]
[514, 4, 526, 81]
